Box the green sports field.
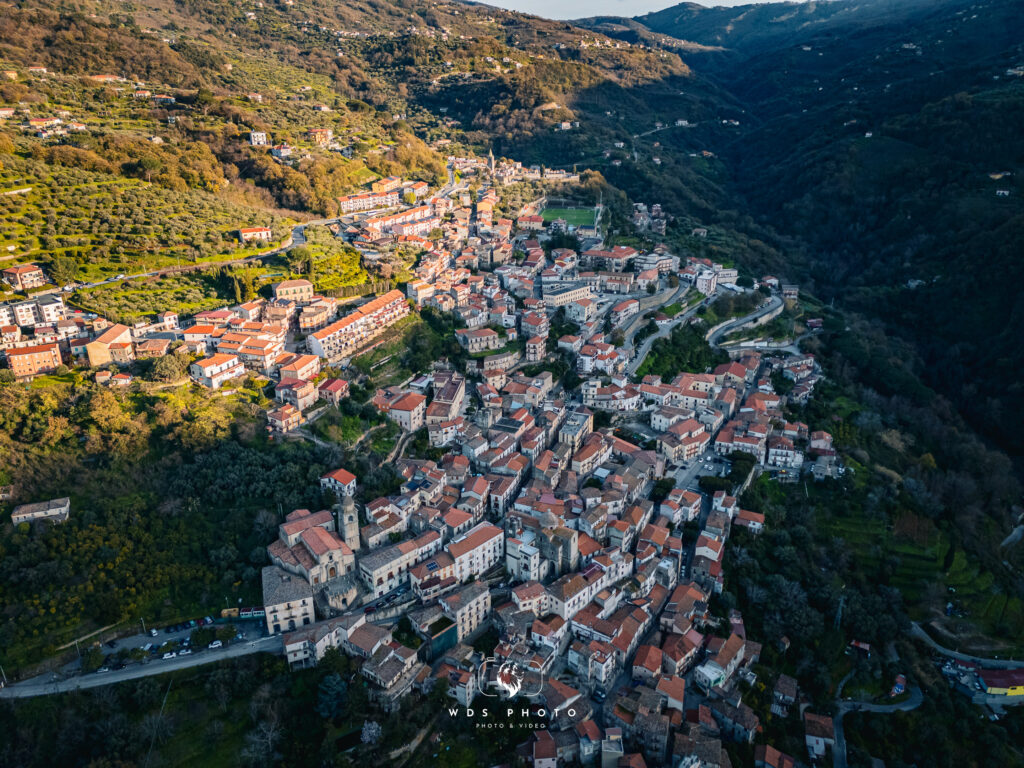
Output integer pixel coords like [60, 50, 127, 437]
[542, 207, 595, 227]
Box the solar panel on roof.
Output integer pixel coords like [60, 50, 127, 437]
[427, 562, 439, 572]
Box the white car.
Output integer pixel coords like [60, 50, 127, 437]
[208, 640, 223, 649]
[162, 652, 177, 660]
[179, 648, 192, 656]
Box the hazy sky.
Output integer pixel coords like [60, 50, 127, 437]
[481, 0, 796, 20]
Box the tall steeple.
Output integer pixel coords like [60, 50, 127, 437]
[340, 493, 361, 552]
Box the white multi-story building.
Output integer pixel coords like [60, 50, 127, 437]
[0, 294, 65, 327]
[189, 353, 245, 389]
[506, 535, 542, 582]
[696, 270, 718, 296]
[307, 290, 409, 360]
[447, 522, 504, 582]
[337, 190, 400, 212]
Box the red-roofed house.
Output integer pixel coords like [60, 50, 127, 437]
[632, 645, 663, 684]
[318, 377, 349, 405]
[388, 392, 427, 431]
[321, 468, 357, 496]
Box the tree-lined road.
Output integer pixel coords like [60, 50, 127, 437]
[0, 636, 282, 699]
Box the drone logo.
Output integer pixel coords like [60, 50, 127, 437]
[478, 657, 544, 700]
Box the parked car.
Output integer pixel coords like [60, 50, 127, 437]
[162, 652, 177, 660]
[179, 648, 192, 656]
[208, 640, 223, 649]
[364, 606, 376, 614]
[96, 667, 110, 674]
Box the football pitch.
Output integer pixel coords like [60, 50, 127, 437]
[541, 207, 595, 227]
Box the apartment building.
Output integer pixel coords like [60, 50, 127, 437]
[273, 279, 314, 303]
[278, 353, 321, 382]
[388, 392, 427, 432]
[542, 283, 593, 308]
[2, 263, 46, 291]
[447, 522, 504, 582]
[337, 190, 400, 212]
[307, 290, 409, 360]
[359, 530, 442, 597]
[439, 582, 492, 641]
[611, 299, 639, 327]
[455, 328, 501, 353]
[189, 353, 245, 389]
[363, 205, 434, 235]
[6, 342, 61, 380]
[0, 294, 65, 327]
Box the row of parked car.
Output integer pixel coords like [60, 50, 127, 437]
[139, 616, 217, 638]
[363, 586, 410, 613]
[156, 637, 225, 661]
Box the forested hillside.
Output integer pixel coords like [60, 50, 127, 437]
[578, 0, 1024, 464]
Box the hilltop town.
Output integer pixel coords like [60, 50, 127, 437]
[2, 0, 1024, 766]
[2, 110, 848, 764]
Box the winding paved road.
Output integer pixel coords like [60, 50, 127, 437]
[626, 292, 715, 376]
[832, 686, 923, 768]
[619, 283, 690, 352]
[910, 622, 1024, 669]
[706, 294, 784, 348]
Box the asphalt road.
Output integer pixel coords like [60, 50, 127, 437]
[910, 622, 1024, 669]
[0, 636, 282, 698]
[618, 282, 690, 352]
[706, 294, 783, 348]
[832, 685, 924, 768]
[70, 225, 316, 292]
[627, 292, 714, 376]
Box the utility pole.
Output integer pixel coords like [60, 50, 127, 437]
[0, 664, 7, 686]
[74, 639, 81, 659]
[141, 617, 147, 634]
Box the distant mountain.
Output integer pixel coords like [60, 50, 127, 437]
[609, 0, 1024, 459]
